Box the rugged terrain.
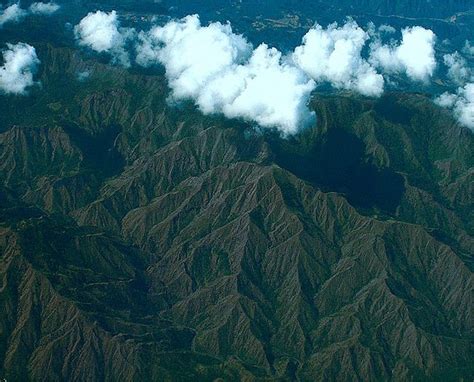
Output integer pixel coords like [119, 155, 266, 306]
[0, 42, 473, 381]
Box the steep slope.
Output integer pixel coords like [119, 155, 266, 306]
[0, 201, 255, 381]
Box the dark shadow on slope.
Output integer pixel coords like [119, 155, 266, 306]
[269, 128, 406, 214]
[374, 96, 415, 125]
[62, 122, 125, 178]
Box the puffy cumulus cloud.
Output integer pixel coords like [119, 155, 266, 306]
[136, 14, 316, 134]
[435, 92, 457, 108]
[106, 12, 450, 133]
[292, 20, 384, 97]
[29, 2, 60, 15]
[443, 52, 471, 85]
[136, 15, 252, 99]
[435, 84, 474, 130]
[370, 26, 436, 82]
[202, 45, 316, 133]
[133, 15, 447, 133]
[463, 41, 474, 56]
[0, 42, 40, 95]
[453, 84, 474, 129]
[378, 24, 396, 34]
[76, 70, 91, 81]
[0, 3, 27, 27]
[0, 2, 59, 27]
[74, 10, 134, 67]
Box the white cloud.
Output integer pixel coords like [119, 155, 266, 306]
[0, 4, 27, 27]
[443, 52, 471, 85]
[463, 41, 474, 56]
[378, 24, 396, 34]
[370, 26, 436, 82]
[205, 44, 316, 133]
[0, 42, 40, 95]
[72, 10, 458, 133]
[136, 14, 316, 134]
[435, 92, 457, 108]
[29, 2, 60, 15]
[76, 70, 91, 81]
[454, 84, 474, 129]
[74, 10, 134, 67]
[0, 2, 59, 27]
[133, 15, 447, 133]
[292, 20, 384, 97]
[137, 15, 252, 99]
[435, 84, 474, 130]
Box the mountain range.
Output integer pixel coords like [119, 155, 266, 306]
[0, 41, 473, 380]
